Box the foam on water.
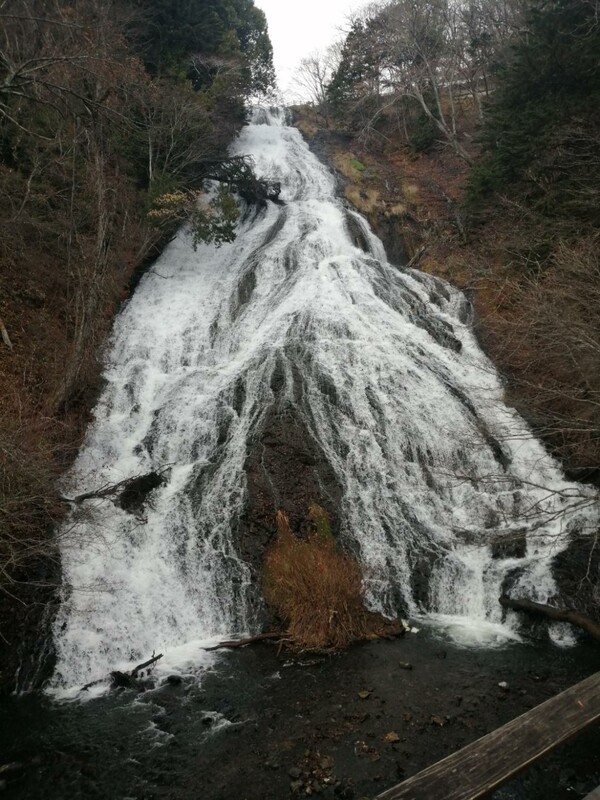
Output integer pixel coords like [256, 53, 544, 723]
[49, 107, 596, 694]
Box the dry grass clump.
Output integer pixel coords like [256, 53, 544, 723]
[262, 506, 398, 650]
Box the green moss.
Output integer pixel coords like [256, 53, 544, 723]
[308, 502, 333, 543]
[349, 157, 366, 173]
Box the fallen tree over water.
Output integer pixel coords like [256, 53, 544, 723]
[500, 595, 600, 642]
[60, 468, 171, 518]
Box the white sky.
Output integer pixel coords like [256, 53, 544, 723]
[254, 0, 373, 99]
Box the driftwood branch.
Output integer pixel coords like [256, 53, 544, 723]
[132, 652, 163, 676]
[500, 595, 600, 642]
[82, 652, 163, 692]
[203, 622, 408, 653]
[203, 632, 283, 651]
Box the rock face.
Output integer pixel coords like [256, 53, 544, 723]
[368, 211, 409, 268]
[553, 536, 600, 620]
[237, 401, 343, 577]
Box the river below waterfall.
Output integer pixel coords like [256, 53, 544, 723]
[2, 634, 600, 799]
[1, 108, 599, 798]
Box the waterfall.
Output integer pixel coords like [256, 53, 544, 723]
[49, 107, 593, 694]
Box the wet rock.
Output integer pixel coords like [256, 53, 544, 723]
[334, 784, 355, 799]
[553, 535, 600, 619]
[0, 557, 59, 695]
[231, 265, 257, 320]
[410, 554, 435, 607]
[237, 401, 343, 581]
[111, 671, 133, 688]
[344, 211, 372, 254]
[167, 675, 183, 686]
[369, 212, 409, 267]
[492, 534, 526, 560]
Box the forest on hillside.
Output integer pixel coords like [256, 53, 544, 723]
[0, 0, 274, 608]
[295, 0, 600, 479]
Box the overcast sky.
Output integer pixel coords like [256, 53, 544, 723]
[254, 0, 372, 99]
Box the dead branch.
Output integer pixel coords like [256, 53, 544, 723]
[203, 632, 283, 651]
[203, 620, 408, 652]
[131, 652, 163, 677]
[406, 245, 427, 270]
[82, 652, 163, 692]
[60, 468, 170, 505]
[500, 595, 600, 642]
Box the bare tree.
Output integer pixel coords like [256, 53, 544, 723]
[377, 0, 474, 162]
[328, 0, 525, 158]
[292, 51, 331, 106]
[291, 43, 343, 114]
[0, 0, 152, 404]
[138, 79, 216, 186]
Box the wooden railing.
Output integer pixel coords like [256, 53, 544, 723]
[376, 671, 600, 800]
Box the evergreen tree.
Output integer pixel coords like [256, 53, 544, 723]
[130, 0, 274, 95]
[469, 0, 600, 220]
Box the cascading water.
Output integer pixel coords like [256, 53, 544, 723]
[50, 107, 594, 695]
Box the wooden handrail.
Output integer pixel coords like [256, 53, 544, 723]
[376, 671, 600, 800]
[583, 788, 600, 800]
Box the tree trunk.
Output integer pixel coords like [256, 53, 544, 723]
[500, 595, 600, 642]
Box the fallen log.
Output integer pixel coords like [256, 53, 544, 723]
[132, 652, 163, 677]
[500, 595, 600, 642]
[111, 652, 164, 687]
[203, 632, 283, 651]
[203, 621, 409, 652]
[81, 677, 106, 692]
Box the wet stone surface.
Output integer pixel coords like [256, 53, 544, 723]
[238, 401, 343, 575]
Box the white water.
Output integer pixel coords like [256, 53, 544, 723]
[50, 108, 595, 693]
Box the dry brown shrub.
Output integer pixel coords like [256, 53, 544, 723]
[0, 405, 66, 587]
[262, 508, 397, 650]
[476, 233, 600, 471]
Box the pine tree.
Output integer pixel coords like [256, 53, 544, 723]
[468, 0, 600, 219]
